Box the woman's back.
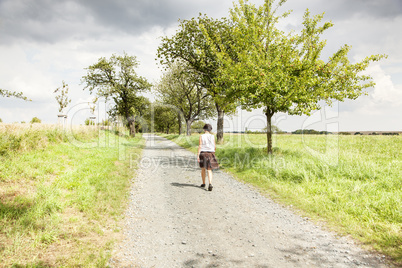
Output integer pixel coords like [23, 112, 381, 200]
[200, 133, 215, 152]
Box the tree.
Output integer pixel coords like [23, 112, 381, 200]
[204, 0, 386, 154]
[0, 88, 30, 101]
[54, 81, 71, 114]
[263, 124, 282, 133]
[30, 117, 41, 124]
[82, 53, 151, 137]
[155, 61, 215, 136]
[157, 15, 237, 143]
[153, 104, 178, 134]
[191, 120, 206, 134]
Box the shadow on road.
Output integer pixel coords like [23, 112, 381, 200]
[170, 182, 203, 189]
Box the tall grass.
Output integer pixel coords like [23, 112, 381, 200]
[0, 123, 98, 156]
[0, 125, 143, 267]
[163, 133, 402, 265]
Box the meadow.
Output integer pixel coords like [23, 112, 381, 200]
[0, 124, 143, 267]
[163, 133, 402, 264]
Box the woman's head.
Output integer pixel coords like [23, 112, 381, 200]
[203, 124, 212, 132]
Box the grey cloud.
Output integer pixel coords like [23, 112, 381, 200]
[77, 0, 231, 32]
[328, 0, 402, 19]
[0, 0, 93, 44]
[0, 0, 231, 44]
[285, 0, 402, 21]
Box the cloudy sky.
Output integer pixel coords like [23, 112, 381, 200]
[0, 0, 401, 132]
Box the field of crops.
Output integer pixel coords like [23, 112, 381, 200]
[0, 124, 143, 267]
[163, 133, 402, 264]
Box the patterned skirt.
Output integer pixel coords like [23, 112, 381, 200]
[199, 151, 219, 170]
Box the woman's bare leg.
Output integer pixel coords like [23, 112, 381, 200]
[207, 169, 213, 185]
[201, 168, 206, 184]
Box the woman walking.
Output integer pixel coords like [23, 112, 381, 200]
[197, 124, 219, 191]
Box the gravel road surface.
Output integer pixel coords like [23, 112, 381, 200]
[109, 134, 388, 268]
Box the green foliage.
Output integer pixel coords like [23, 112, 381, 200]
[157, 15, 237, 142]
[54, 81, 71, 113]
[30, 117, 41, 124]
[203, 0, 387, 153]
[101, 119, 111, 126]
[82, 52, 151, 136]
[153, 104, 179, 134]
[0, 88, 31, 101]
[84, 118, 95, 126]
[263, 124, 284, 133]
[154, 61, 215, 135]
[164, 133, 402, 263]
[191, 120, 206, 134]
[0, 118, 2, 123]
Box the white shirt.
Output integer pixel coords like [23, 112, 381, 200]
[200, 133, 215, 152]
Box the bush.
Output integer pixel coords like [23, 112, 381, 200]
[101, 119, 111, 126]
[85, 118, 95, 126]
[30, 117, 41, 124]
[191, 120, 206, 134]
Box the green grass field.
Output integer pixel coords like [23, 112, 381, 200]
[163, 133, 402, 264]
[0, 124, 144, 267]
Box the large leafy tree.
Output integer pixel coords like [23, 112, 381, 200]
[205, 0, 386, 154]
[82, 53, 151, 137]
[157, 15, 237, 143]
[155, 61, 215, 136]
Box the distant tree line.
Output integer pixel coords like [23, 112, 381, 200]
[292, 129, 331, 135]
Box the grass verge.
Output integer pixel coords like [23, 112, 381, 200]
[0, 126, 144, 267]
[162, 133, 402, 265]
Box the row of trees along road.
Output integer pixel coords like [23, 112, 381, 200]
[157, 15, 237, 143]
[157, 0, 386, 153]
[154, 61, 215, 136]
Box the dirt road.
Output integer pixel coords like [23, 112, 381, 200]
[109, 134, 388, 267]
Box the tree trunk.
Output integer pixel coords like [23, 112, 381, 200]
[265, 108, 273, 154]
[186, 119, 193, 136]
[216, 103, 224, 144]
[178, 112, 182, 135]
[166, 124, 170, 134]
[129, 117, 136, 137]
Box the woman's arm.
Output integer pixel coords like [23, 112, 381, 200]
[197, 135, 202, 162]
